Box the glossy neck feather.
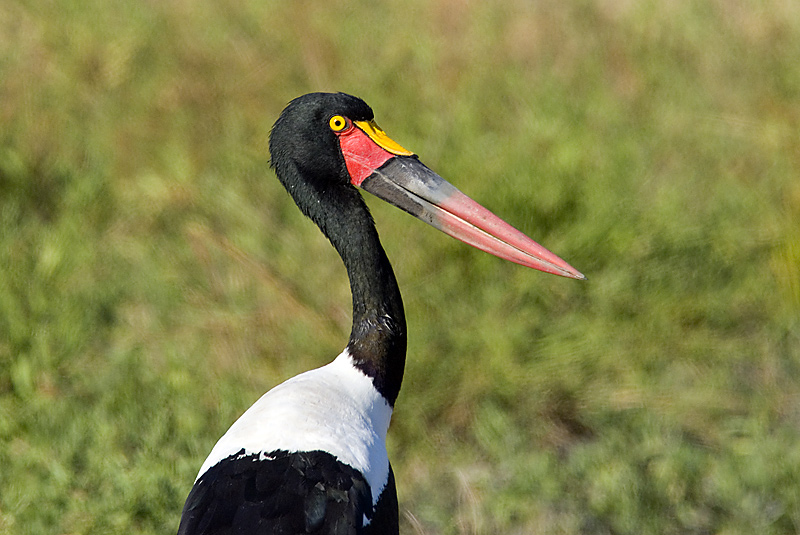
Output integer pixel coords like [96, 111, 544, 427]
[279, 162, 407, 406]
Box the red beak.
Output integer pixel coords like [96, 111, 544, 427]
[337, 120, 585, 280]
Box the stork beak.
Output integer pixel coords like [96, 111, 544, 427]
[338, 120, 586, 280]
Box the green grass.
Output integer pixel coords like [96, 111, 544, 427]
[2, 1, 800, 533]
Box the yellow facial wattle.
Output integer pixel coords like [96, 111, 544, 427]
[354, 120, 414, 157]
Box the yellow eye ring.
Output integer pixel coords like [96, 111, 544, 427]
[329, 115, 349, 132]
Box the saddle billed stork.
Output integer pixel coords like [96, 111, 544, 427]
[177, 92, 584, 535]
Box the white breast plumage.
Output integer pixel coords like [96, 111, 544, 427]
[196, 349, 394, 507]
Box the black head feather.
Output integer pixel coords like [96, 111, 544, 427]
[269, 92, 374, 192]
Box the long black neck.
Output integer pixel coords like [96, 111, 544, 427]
[293, 178, 407, 406]
[336, 203, 407, 406]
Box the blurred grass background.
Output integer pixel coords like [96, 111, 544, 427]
[1, 0, 799, 533]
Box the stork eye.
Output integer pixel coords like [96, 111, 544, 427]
[329, 115, 350, 132]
